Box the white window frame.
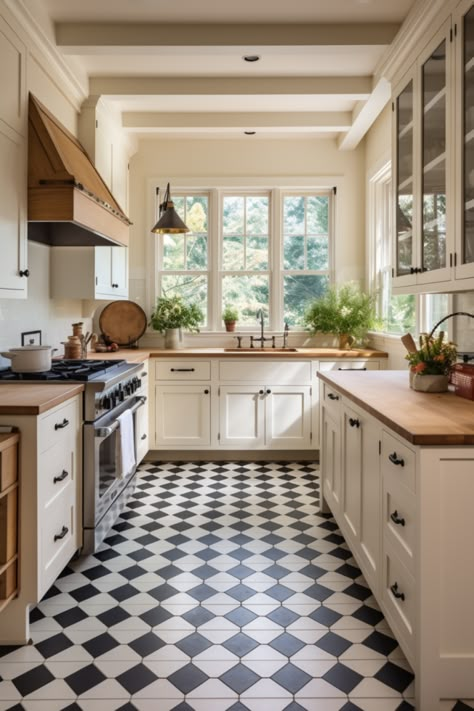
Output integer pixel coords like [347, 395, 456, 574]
[147, 177, 339, 333]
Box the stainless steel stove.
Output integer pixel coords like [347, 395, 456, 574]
[0, 358, 148, 552]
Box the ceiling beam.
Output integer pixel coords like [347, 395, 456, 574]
[90, 76, 372, 98]
[338, 77, 391, 150]
[56, 22, 399, 51]
[122, 111, 352, 132]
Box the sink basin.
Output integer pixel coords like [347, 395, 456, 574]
[223, 348, 298, 352]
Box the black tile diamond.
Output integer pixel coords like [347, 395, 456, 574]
[188, 583, 216, 602]
[195, 548, 220, 561]
[129, 631, 166, 657]
[228, 564, 254, 579]
[323, 662, 364, 693]
[300, 563, 326, 580]
[156, 564, 182, 580]
[302, 582, 333, 601]
[272, 662, 311, 693]
[53, 607, 88, 628]
[148, 583, 179, 601]
[36, 632, 74, 659]
[82, 564, 111, 581]
[343, 582, 372, 601]
[269, 632, 305, 656]
[83, 632, 120, 658]
[118, 564, 147, 580]
[282, 704, 307, 711]
[352, 605, 384, 627]
[168, 662, 209, 694]
[225, 607, 258, 627]
[220, 663, 260, 693]
[374, 661, 414, 692]
[261, 533, 284, 545]
[263, 563, 291, 579]
[140, 605, 174, 627]
[12, 664, 55, 696]
[395, 703, 415, 711]
[69, 584, 101, 602]
[29, 607, 45, 624]
[362, 630, 399, 656]
[228, 548, 253, 562]
[336, 563, 362, 579]
[97, 606, 131, 628]
[182, 606, 216, 627]
[116, 663, 158, 694]
[266, 584, 295, 602]
[223, 632, 259, 656]
[308, 606, 342, 627]
[316, 631, 352, 657]
[176, 632, 213, 657]
[226, 584, 256, 602]
[267, 607, 300, 627]
[192, 564, 219, 579]
[128, 548, 154, 562]
[109, 583, 140, 602]
[65, 663, 107, 695]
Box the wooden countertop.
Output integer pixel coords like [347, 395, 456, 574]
[0, 383, 84, 415]
[103, 347, 386, 359]
[318, 370, 474, 445]
[81, 349, 150, 363]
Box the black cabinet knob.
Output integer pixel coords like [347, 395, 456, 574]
[328, 393, 339, 401]
[19, 269, 29, 278]
[259, 390, 264, 395]
[266, 389, 271, 394]
[348, 417, 360, 428]
[204, 389, 209, 394]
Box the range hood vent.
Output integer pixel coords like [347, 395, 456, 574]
[28, 94, 131, 247]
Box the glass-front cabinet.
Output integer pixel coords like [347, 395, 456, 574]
[455, 0, 474, 280]
[392, 20, 452, 291]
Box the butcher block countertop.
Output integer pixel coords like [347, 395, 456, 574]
[0, 383, 84, 415]
[84, 347, 387, 361]
[318, 369, 474, 446]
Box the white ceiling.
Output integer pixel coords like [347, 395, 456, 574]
[36, 0, 419, 144]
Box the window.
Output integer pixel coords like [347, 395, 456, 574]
[370, 162, 450, 337]
[154, 184, 334, 331]
[157, 193, 209, 326]
[221, 193, 270, 326]
[282, 193, 331, 327]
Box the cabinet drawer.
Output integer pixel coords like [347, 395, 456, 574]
[38, 445, 76, 509]
[0, 436, 18, 491]
[381, 430, 416, 493]
[40, 483, 76, 592]
[383, 479, 416, 572]
[0, 487, 17, 565]
[219, 360, 311, 384]
[0, 559, 17, 600]
[39, 399, 78, 454]
[318, 359, 380, 373]
[155, 360, 211, 381]
[382, 542, 415, 660]
[322, 382, 342, 418]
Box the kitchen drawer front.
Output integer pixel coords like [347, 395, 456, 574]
[382, 540, 416, 662]
[155, 360, 211, 381]
[38, 444, 76, 509]
[322, 382, 342, 419]
[0, 487, 17, 565]
[38, 398, 78, 454]
[381, 430, 416, 493]
[382, 477, 416, 573]
[219, 360, 311, 384]
[318, 359, 380, 373]
[0, 436, 18, 491]
[39, 482, 76, 597]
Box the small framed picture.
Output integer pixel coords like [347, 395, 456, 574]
[21, 330, 42, 347]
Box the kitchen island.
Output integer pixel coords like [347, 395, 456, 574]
[318, 369, 474, 711]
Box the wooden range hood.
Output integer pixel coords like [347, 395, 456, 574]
[28, 94, 131, 247]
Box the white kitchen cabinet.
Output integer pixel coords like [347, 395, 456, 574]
[320, 403, 341, 513]
[50, 246, 128, 300]
[155, 384, 211, 447]
[265, 385, 312, 449]
[0, 394, 82, 644]
[219, 385, 265, 448]
[134, 360, 149, 464]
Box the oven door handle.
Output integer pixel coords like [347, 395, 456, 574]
[94, 396, 147, 438]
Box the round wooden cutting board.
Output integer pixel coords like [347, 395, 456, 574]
[99, 301, 148, 346]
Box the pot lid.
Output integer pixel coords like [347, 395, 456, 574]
[9, 345, 52, 352]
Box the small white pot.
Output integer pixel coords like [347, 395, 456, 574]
[1, 346, 57, 373]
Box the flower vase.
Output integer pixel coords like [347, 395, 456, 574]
[338, 333, 355, 350]
[164, 328, 183, 350]
[411, 373, 449, 393]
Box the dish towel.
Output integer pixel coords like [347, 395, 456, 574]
[116, 409, 136, 479]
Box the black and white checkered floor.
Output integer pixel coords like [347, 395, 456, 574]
[0, 461, 419, 710]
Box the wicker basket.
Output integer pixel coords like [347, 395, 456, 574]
[451, 363, 474, 400]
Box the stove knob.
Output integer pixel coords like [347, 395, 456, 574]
[125, 384, 132, 395]
[119, 388, 125, 402]
[103, 396, 112, 410]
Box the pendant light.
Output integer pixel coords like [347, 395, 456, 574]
[151, 183, 189, 234]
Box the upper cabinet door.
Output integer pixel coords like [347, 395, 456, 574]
[455, 0, 474, 280]
[417, 21, 452, 286]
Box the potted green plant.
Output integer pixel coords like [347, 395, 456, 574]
[222, 305, 239, 332]
[405, 332, 457, 392]
[150, 295, 203, 349]
[303, 282, 377, 349]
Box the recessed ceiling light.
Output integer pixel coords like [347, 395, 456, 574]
[244, 131, 256, 135]
[243, 55, 260, 63]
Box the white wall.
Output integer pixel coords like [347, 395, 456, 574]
[129, 135, 367, 342]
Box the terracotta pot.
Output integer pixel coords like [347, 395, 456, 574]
[224, 321, 237, 332]
[338, 333, 355, 350]
[411, 373, 449, 393]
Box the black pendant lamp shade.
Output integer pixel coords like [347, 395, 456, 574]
[151, 183, 190, 234]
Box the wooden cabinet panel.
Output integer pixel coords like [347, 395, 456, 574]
[0, 487, 17, 565]
[0, 437, 18, 491]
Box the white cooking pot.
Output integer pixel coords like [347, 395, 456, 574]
[1, 345, 58, 373]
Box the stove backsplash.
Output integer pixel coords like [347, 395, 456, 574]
[0, 242, 92, 369]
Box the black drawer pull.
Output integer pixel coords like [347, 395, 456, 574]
[170, 368, 195, 372]
[338, 367, 367, 371]
[390, 582, 405, 601]
[389, 452, 405, 467]
[348, 417, 360, 428]
[54, 470, 69, 484]
[327, 393, 339, 401]
[54, 418, 70, 430]
[204, 389, 209, 394]
[266, 389, 271, 394]
[390, 510, 405, 526]
[259, 389, 264, 395]
[19, 269, 30, 278]
[54, 525, 69, 542]
[141, 434, 147, 440]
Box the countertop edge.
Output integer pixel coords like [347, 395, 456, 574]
[0, 384, 84, 415]
[317, 371, 474, 446]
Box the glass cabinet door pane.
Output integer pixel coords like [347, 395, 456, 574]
[421, 40, 447, 272]
[464, 7, 474, 264]
[396, 81, 414, 276]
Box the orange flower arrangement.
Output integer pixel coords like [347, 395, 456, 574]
[405, 333, 457, 376]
